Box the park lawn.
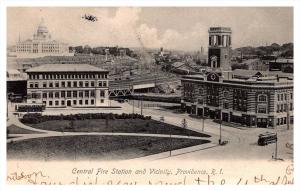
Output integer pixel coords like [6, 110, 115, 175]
[26, 119, 210, 138]
[7, 135, 210, 161]
[7, 124, 43, 134]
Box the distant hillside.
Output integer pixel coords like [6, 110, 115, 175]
[233, 43, 293, 58]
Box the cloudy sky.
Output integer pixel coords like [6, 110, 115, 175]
[7, 7, 293, 51]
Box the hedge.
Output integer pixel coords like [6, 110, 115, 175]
[20, 113, 151, 124]
[16, 105, 45, 112]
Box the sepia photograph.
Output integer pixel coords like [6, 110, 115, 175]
[6, 7, 294, 185]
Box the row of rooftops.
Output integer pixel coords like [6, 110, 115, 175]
[26, 64, 108, 73]
[182, 69, 293, 86]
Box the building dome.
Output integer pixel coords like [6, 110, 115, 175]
[37, 18, 48, 34]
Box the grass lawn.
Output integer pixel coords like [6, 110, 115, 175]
[7, 124, 42, 134]
[26, 119, 210, 137]
[7, 135, 210, 161]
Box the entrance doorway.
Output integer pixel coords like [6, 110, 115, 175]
[67, 100, 71, 107]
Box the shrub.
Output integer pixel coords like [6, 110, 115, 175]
[21, 112, 152, 124]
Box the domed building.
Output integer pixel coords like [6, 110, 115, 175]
[16, 18, 73, 58]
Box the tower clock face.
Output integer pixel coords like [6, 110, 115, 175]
[207, 72, 219, 82]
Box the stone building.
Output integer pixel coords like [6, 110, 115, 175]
[16, 19, 72, 58]
[181, 27, 293, 128]
[26, 64, 109, 108]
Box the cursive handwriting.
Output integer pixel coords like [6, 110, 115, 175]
[7, 171, 48, 184]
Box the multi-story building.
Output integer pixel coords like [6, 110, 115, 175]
[26, 64, 109, 108]
[181, 27, 293, 128]
[16, 19, 73, 58]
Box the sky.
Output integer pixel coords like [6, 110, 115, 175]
[7, 7, 293, 51]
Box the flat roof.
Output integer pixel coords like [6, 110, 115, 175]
[26, 64, 108, 73]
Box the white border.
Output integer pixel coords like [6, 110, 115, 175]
[1, 1, 299, 191]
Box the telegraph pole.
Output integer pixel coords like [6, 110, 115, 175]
[275, 133, 278, 160]
[287, 92, 290, 130]
[140, 97, 143, 115]
[132, 100, 135, 114]
[219, 87, 222, 145]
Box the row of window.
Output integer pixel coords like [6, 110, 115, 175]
[28, 73, 108, 80]
[44, 99, 105, 106]
[29, 90, 106, 99]
[277, 103, 293, 113]
[29, 80, 108, 88]
[277, 92, 293, 101]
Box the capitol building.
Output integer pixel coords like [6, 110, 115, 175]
[16, 19, 73, 58]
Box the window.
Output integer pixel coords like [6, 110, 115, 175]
[277, 94, 280, 101]
[85, 100, 89, 105]
[73, 100, 77, 105]
[29, 83, 34, 88]
[73, 91, 77, 98]
[79, 91, 83, 98]
[79, 81, 83, 87]
[223, 102, 229, 109]
[91, 90, 95, 97]
[61, 100, 65, 105]
[49, 92, 53, 98]
[98, 81, 103, 87]
[55, 82, 59, 88]
[55, 92, 60, 98]
[85, 90, 89, 97]
[67, 81, 71, 87]
[291, 93, 293, 100]
[73, 81, 77, 87]
[55, 101, 59, 106]
[91, 81, 95, 87]
[101, 99, 104, 103]
[100, 90, 105, 97]
[61, 81, 65, 87]
[258, 95, 267, 102]
[257, 106, 267, 114]
[67, 91, 71, 98]
[91, 99, 94, 105]
[85, 81, 89, 87]
[223, 91, 229, 98]
[34, 83, 38, 88]
[42, 93, 47, 98]
[49, 101, 53, 106]
[49, 82, 53, 88]
[198, 98, 203, 104]
[43, 83, 47, 88]
[103, 81, 107, 87]
[61, 91, 65, 98]
[79, 100, 83, 105]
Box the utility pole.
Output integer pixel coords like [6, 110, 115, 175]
[287, 92, 290, 130]
[140, 97, 143, 115]
[275, 133, 278, 160]
[202, 110, 205, 132]
[132, 99, 135, 114]
[219, 87, 222, 145]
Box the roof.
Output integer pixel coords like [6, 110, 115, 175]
[233, 69, 267, 77]
[270, 58, 293, 64]
[26, 64, 108, 73]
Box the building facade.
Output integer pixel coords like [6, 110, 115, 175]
[181, 27, 293, 128]
[16, 19, 72, 58]
[26, 64, 109, 108]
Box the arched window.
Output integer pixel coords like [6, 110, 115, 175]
[258, 94, 267, 102]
